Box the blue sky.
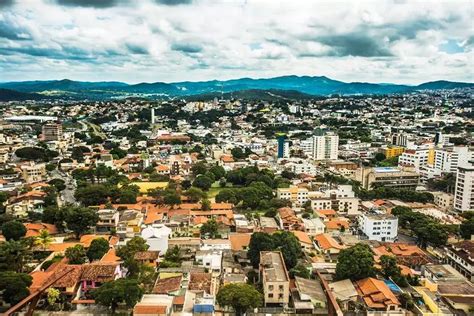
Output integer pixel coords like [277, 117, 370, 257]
[0, 0, 472, 84]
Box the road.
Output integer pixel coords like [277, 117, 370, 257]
[50, 169, 77, 206]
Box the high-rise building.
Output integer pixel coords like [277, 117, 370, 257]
[454, 162, 474, 212]
[276, 135, 289, 158]
[392, 133, 408, 147]
[42, 123, 62, 141]
[302, 131, 339, 160]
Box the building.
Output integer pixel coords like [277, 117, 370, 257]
[309, 185, 360, 215]
[260, 251, 290, 307]
[42, 123, 63, 141]
[392, 133, 408, 147]
[276, 186, 309, 206]
[444, 241, 474, 282]
[384, 146, 405, 158]
[355, 166, 420, 190]
[21, 162, 46, 183]
[358, 213, 398, 242]
[301, 132, 339, 161]
[434, 147, 473, 174]
[454, 163, 474, 212]
[432, 191, 454, 211]
[398, 148, 433, 172]
[355, 277, 401, 312]
[277, 135, 290, 159]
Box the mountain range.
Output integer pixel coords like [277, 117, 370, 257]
[0, 75, 472, 101]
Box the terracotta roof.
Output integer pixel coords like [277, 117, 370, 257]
[29, 271, 54, 292]
[153, 275, 182, 294]
[79, 235, 110, 248]
[325, 219, 349, 230]
[229, 233, 251, 251]
[50, 264, 82, 289]
[173, 295, 185, 305]
[316, 209, 337, 216]
[100, 248, 121, 263]
[24, 222, 58, 237]
[355, 277, 400, 309]
[134, 251, 159, 261]
[133, 305, 167, 315]
[188, 272, 212, 293]
[81, 263, 118, 282]
[373, 243, 425, 257]
[48, 242, 81, 252]
[314, 234, 345, 250]
[292, 230, 312, 245]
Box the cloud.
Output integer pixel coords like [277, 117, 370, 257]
[155, 0, 192, 5]
[125, 43, 149, 55]
[171, 42, 202, 54]
[55, 0, 122, 8]
[0, 17, 31, 40]
[0, 0, 13, 8]
[312, 33, 393, 57]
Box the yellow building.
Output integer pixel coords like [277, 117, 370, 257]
[384, 146, 405, 158]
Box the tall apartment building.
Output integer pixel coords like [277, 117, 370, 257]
[384, 146, 405, 158]
[398, 148, 434, 172]
[277, 135, 290, 159]
[260, 251, 290, 307]
[21, 162, 46, 183]
[454, 162, 474, 212]
[301, 132, 339, 161]
[358, 213, 398, 242]
[391, 133, 408, 147]
[42, 123, 63, 141]
[434, 147, 473, 174]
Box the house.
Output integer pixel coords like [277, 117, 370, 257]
[314, 234, 345, 255]
[292, 231, 314, 251]
[188, 272, 212, 295]
[117, 209, 144, 239]
[153, 275, 183, 295]
[291, 276, 328, 314]
[79, 263, 124, 297]
[195, 250, 223, 273]
[259, 217, 279, 233]
[315, 209, 337, 221]
[324, 218, 349, 234]
[328, 279, 358, 311]
[302, 217, 325, 236]
[277, 207, 302, 231]
[96, 208, 119, 233]
[260, 251, 290, 307]
[354, 277, 401, 312]
[133, 294, 174, 316]
[444, 240, 474, 282]
[134, 250, 160, 267]
[141, 225, 172, 253]
[24, 222, 58, 237]
[229, 233, 251, 252]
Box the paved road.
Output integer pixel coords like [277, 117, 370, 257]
[50, 169, 77, 206]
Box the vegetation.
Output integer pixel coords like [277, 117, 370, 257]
[93, 278, 143, 314]
[1, 220, 26, 241]
[65, 245, 87, 264]
[87, 238, 110, 262]
[335, 244, 375, 281]
[216, 283, 263, 316]
[0, 271, 33, 305]
[65, 206, 99, 239]
[15, 146, 58, 162]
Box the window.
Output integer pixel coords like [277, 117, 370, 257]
[279, 285, 284, 291]
[268, 285, 274, 291]
[279, 294, 284, 299]
[268, 293, 274, 298]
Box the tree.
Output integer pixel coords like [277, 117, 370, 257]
[0, 240, 31, 273]
[0, 271, 32, 305]
[215, 189, 238, 204]
[379, 255, 400, 279]
[74, 184, 111, 206]
[335, 244, 375, 281]
[184, 187, 207, 203]
[1, 220, 26, 241]
[15, 146, 58, 162]
[374, 153, 386, 162]
[93, 278, 143, 314]
[216, 283, 262, 316]
[209, 165, 226, 180]
[116, 236, 149, 261]
[65, 206, 99, 239]
[163, 190, 181, 207]
[48, 178, 66, 192]
[193, 175, 213, 191]
[289, 263, 311, 279]
[201, 199, 211, 211]
[87, 238, 110, 262]
[35, 229, 53, 250]
[460, 218, 474, 240]
[65, 244, 87, 264]
[273, 231, 302, 269]
[200, 218, 219, 238]
[191, 162, 208, 177]
[248, 232, 275, 268]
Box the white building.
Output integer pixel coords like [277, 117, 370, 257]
[302, 218, 326, 236]
[141, 224, 172, 253]
[434, 147, 473, 174]
[310, 185, 360, 215]
[454, 163, 474, 212]
[398, 148, 431, 172]
[301, 133, 339, 161]
[358, 213, 398, 242]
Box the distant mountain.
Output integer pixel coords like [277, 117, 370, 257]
[0, 76, 472, 101]
[185, 89, 317, 101]
[0, 88, 47, 101]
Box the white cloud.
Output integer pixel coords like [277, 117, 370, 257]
[0, 0, 472, 84]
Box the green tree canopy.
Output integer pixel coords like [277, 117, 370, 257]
[216, 283, 262, 316]
[200, 218, 219, 239]
[184, 187, 207, 203]
[87, 238, 110, 262]
[335, 244, 375, 281]
[1, 220, 27, 241]
[460, 217, 474, 240]
[65, 206, 99, 239]
[0, 271, 32, 305]
[93, 278, 143, 314]
[193, 175, 213, 191]
[65, 244, 87, 264]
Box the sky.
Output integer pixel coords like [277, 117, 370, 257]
[0, 0, 473, 84]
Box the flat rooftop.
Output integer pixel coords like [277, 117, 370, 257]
[261, 251, 289, 282]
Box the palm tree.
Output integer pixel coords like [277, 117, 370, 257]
[35, 229, 53, 251]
